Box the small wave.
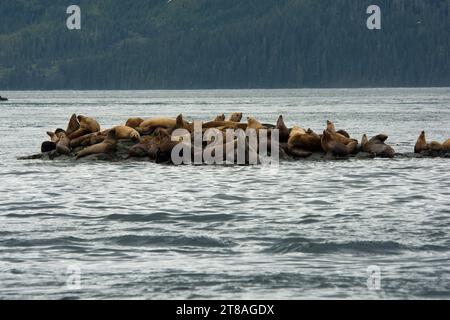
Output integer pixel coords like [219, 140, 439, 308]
[0, 236, 87, 247]
[109, 234, 235, 248]
[263, 238, 448, 254]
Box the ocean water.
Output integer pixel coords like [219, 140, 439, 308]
[0, 88, 449, 299]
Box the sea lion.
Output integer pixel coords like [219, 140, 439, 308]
[321, 130, 356, 157]
[69, 130, 109, 148]
[326, 120, 337, 133]
[247, 117, 265, 130]
[214, 114, 226, 121]
[54, 129, 71, 155]
[175, 114, 193, 131]
[443, 139, 450, 151]
[414, 131, 450, 153]
[139, 117, 177, 130]
[128, 136, 159, 159]
[46, 131, 59, 143]
[325, 121, 358, 152]
[361, 134, 395, 158]
[66, 114, 80, 136]
[414, 131, 428, 153]
[228, 112, 243, 122]
[276, 115, 290, 143]
[287, 128, 322, 152]
[114, 126, 140, 140]
[76, 128, 117, 159]
[337, 129, 350, 139]
[125, 117, 144, 128]
[68, 115, 101, 139]
[202, 121, 247, 130]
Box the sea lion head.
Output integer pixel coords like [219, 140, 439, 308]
[46, 131, 59, 143]
[326, 120, 336, 133]
[55, 128, 67, 136]
[214, 114, 225, 121]
[371, 134, 388, 143]
[361, 134, 369, 147]
[77, 115, 85, 122]
[126, 117, 144, 128]
[229, 112, 243, 122]
[336, 129, 350, 139]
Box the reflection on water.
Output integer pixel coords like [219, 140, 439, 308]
[0, 89, 449, 299]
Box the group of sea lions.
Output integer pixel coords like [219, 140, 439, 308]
[33, 113, 449, 163]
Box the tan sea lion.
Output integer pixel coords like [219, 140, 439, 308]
[276, 115, 290, 143]
[288, 129, 322, 152]
[321, 130, 356, 157]
[66, 114, 80, 136]
[214, 114, 226, 121]
[69, 130, 109, 148]
[228, 112, 243, 122]
[325, 121, 358, 152]
[414, 131, 428, 153]
[76, 128, 117, 159]
[68, 115, 101, 139]
[54, 129, 71, 155]
[139, 117, 177, 130]
[125, 117, 144, 128]
[361, 134, 395, 158]
[326, 120, 337, 133]
[247, 117, 265, 130]
[114, 126, 140, 140]
[46, 131, 59, 143]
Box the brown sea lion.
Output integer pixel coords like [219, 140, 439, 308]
[128, 136, 159, 159]
[125, 117, 144, 128]
[443, 139, 450, 151]
[76, 129, 117, 159]
[337, 129, 350, 139]
[175, 114, 193, 132]
[321, 130, 356, 157]
[66, 114, 80, 136]
[228, 112, 243, 122]
[54, 129, 71, 155]
[276, 115, 290, 143]
[361, 134, 395, 158]
[114, 126, 140, 140]
[214, 114, 225, 121]
[414, 131, 428, 153]
[68, 115, 101, 139]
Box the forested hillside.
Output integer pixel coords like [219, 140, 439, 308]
[0, 0, 449, 89]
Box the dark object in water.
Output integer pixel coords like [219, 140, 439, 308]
[0, 96, 8, 101]
[41, 141, 56, 153]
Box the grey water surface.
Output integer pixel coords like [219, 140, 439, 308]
[0, 88, 449, 299]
